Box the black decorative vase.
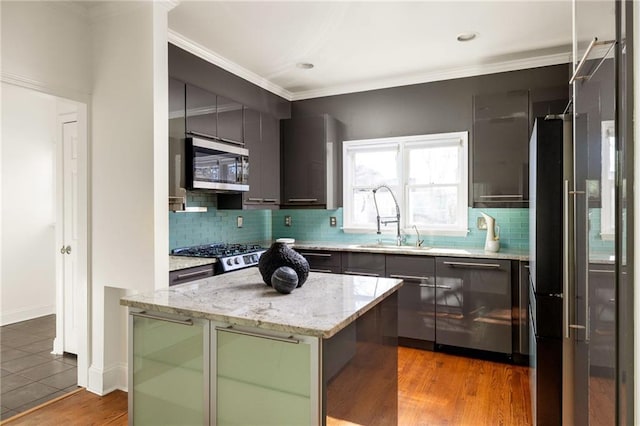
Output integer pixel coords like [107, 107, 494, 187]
[258, 242, 309, 288]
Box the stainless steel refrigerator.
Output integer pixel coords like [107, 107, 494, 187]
[529, 113, 617, 425]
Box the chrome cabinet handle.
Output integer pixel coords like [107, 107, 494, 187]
[131, 311, 193, 326]
[589, 269, 615, 274]
[478, 194, 523, 199]
[442, 261, 501, 269]
[420, 284, 452, 289]
[288, 198, 318, 202]
[299, 252, 332, 258]
[563, 180, 570, 338]
[216, 326, 299, 344]
[176, 269, 212, 280]
[343, 271, 379, 277]
[246, 198, 263, 202]
[389, 274, 432, 281]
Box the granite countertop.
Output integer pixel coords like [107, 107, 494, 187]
[121, 267, 402, 339]
[291, 241, 530, 261]
[169, 256, 216, 272]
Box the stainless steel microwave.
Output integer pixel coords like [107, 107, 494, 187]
[186, 137, 249, 192]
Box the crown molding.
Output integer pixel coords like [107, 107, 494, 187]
[1, 72, 89, 103]
[168, 30, 294, 101]
[290, 51, 572, 101]
[167, 31, 571, 102]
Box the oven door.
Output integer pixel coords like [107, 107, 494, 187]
[186, 137, 249, 191]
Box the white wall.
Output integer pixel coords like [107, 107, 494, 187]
[0, 1, 91, 103]
[1, 0, 171, 394]
[1, 83, 58, 324]
[89, 1, 170, 394]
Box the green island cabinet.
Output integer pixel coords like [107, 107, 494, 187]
[125, 269, 399, 426]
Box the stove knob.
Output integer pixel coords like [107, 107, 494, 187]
[234, 258, 240, 265]
[226, 259, 233, 266]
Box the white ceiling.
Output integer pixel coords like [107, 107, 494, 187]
[168, 1, 614, 101]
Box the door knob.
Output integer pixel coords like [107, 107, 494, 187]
[61, 245, 71, 255]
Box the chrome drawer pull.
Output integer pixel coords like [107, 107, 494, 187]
[216, 326, 299, 344]
[131, 311, 193, 326]
[588, 269, 615, 274]
[389, 274, 431, 281]
[300, 252, 332, 258]
[442, 261, 501, 269]
[176, 269, 212, 279]
[343, 271, 379, 277]
[288, 198, 318, 202]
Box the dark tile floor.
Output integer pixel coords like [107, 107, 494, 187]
[1, 314, 78, 421]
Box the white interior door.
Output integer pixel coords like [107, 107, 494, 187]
[62, 119, 79, 354]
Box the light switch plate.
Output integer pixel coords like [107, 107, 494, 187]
[284, 216, 292, 227]
[330, 216, 337, 227]
[477, 216, 487, 230]
[237, 216, 243, 228]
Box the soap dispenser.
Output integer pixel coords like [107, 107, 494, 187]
[480, 212, 500, 252]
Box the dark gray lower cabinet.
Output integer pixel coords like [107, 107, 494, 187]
[386, 255, 435, 347]
[341, 252, 385, 277]
[435, 257, 512, 354]
[297, 249, 341, 273]
[169, 263, 214, 286]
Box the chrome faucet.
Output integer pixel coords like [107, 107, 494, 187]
[372, 185, 402, 246]
[413, 225, 424, 247]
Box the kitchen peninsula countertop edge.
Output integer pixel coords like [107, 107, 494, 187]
[121, 267, 402, 339]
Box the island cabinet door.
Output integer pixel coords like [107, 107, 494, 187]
[129, 310, 210, 426]
[212, 324, 321, 425]
[434, 257, 512, 354]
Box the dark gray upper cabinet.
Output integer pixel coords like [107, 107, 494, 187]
[242, 110, 280, 208]
[281, 114, 343, 208]
[216, 95, 243, 145]
[472, 90, 529, 207]
[185, 83, 217, 139]
[218, 110, 281, 209]
[258, 114, 281, 206]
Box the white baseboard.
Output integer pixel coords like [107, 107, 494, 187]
[87, 362, 128, 396]
[1, 304, 55, 326]
[52, 337, 64, 355]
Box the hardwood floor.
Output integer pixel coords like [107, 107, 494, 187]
[396, 347, 531, 426]
[3, 347, 531, 426]
[1, 389, 127, 426]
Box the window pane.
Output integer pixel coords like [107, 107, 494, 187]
[408, 186, 458, 226]
[353, 149, 399, 187]
[350, 187, 401, 227]
[408, 146, 458, 184]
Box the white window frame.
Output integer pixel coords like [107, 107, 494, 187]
[342, 131, 469, 236]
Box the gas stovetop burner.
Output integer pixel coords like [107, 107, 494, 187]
[171, 243, 266, 273]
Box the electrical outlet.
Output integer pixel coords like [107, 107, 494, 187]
[284, 216, 292, 227]
[237, 216, 243, 228]
[477, 216, 487, 230]
[330, 216, 337, 227]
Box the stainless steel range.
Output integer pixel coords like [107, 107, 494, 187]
[171, 243, 265, 273]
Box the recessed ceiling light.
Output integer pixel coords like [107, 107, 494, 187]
[456, 32, 477, 42]
[296, 62, 314, 70]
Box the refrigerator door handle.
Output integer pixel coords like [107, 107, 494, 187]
[563, 180, 570, 339]
[583, 185, 590, 343]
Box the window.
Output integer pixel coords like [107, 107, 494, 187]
[343, 131, 468, 236]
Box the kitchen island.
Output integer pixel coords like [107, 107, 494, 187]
[121, 267, 402, 425]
